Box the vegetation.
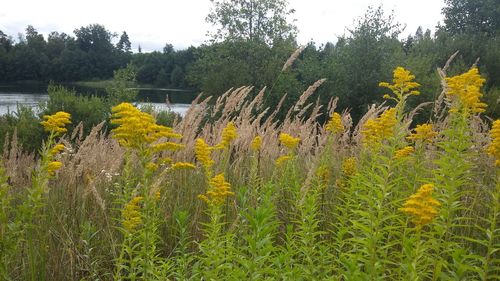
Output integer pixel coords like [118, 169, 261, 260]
[1, 58, 499, 279]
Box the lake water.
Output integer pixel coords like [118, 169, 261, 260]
[0, 85, 197, 116]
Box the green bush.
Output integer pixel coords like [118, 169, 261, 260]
[0, 105, 44, 153]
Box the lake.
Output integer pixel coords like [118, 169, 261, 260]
[0, 84, 197, 116]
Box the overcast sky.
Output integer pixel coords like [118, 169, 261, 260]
[0, 0, 445, 52]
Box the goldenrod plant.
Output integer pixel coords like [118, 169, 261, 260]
[1, 65, 499, 280]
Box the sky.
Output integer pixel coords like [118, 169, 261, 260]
[0, 0, 445, 52]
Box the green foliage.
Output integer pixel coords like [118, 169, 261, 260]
[43, 85, 108, 135]
[105, 64, 139, 105]
[0, 105, 44, 153]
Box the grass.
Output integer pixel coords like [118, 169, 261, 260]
[0, 63, 499, 280]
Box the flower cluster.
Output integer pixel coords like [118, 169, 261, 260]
[400, 184, 440, 228]
[487, 120, 500, 166]
[394, 146, 415, 160]
[325, 112, 344, 134]
[40, 111, 71, 135]
[342, 157, 357, 177]
[275, 155, 293, 167]
[215, 122, 237, 150]
[279, 133, 300, 149]
[47, 161, 63, 176]
[251, 136, 262, 152]
[195, 138, 214, 170]
[445, 67, 487, 114]
[361, 108, 398, 146]
[171, 162, 196, 170]
[407, 124, 438, 143]
[111, 103, 183, 152]
[198, 173, 234, 206]
[122, 196, 143, 232]
[379, 67, 420, 101]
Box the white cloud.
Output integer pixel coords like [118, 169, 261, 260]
[0, 0, 444, 51]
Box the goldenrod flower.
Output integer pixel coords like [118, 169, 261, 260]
[251, 136, 262, 151]
[145, 162, 158, 172]
[342, 157, 357, 177]
[279, 133, 300, 149]
[47, 161, 63, 176]
[49, 144, 65, 155]
[445, 68, 487, 114]
[379, 67, 420, 101]
[40, 111, 71, 135]
[315, 165, 331, 185]
[487, 120, 500, 166]
[195, 138, 214, 169]
[171, 162, 196, 170]
[400, 184, 440, 228]
[198, 173, 234, 206]
[407, 124, 438, 143]
[215, 122, 237, 150]
[111, 103, 183, 152]
[275, 155, 292, 167]
[325, 112, 344, 134]
[122, 196, 143, 231]
[394, 146, 415, 160]
[361, 108, 397, 146]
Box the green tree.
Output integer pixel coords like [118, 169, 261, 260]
[442, 0, 500, 36]
[117, 31, 132, 53]
[206, 0, 297, 45]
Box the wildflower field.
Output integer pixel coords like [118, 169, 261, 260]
[0, 62, 499, 280]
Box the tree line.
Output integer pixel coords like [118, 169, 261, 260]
[0, 0, 498, 120]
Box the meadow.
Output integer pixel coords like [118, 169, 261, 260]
[0, 59, 499, 280]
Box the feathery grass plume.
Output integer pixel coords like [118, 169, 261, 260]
[279, 133, 300, 149]
[400, 184, 440, 228]
[122, 196, 143, 232]
[445, 67, 487, 114]
[325, 112, 344, 134]
[111, 102, 183, 152]
[394, 146, 415, 160]
[215, 121, 237, 150]
[250, 135, 262, 151]
[282, 45, 306, 72]
[407, 124, 438, 143]
[486, 120, 500, 166]
[361, 108, 398, 147]
[198, 173, 234, 206]
[40, 111, 71, 135]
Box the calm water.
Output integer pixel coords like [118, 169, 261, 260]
[0, 85, 197, 116]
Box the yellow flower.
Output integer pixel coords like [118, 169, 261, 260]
[215, 122, 237, 150]
[111, 103, 183, 152]
[251, 136, 262, 151]
[361, 108, 398, 146]
[195, 138, 214, 169]
[279, 133, 300, 149]
[407, 124, 438, 143]
[394, 146, 414, 160]
[445, 67, 487, 114]
[379, 67, 420, 101]
[47, 161, 63, 176]
[122, 196, 143, 231]
[145, 162, 158, 172]
[171, 162, 196, 170]
[49, 144, 65, 155]
[275, 155, 292, 166]
[342, 157, 357, 177]
[40, 111, 71, 135]
[400, 184, 440, 228]
[487, 120, 500, 166]
[198, 173, 234, 206]
[325, 112, 344, 134]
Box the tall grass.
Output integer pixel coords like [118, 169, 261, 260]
[0, 60, 499, 280]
